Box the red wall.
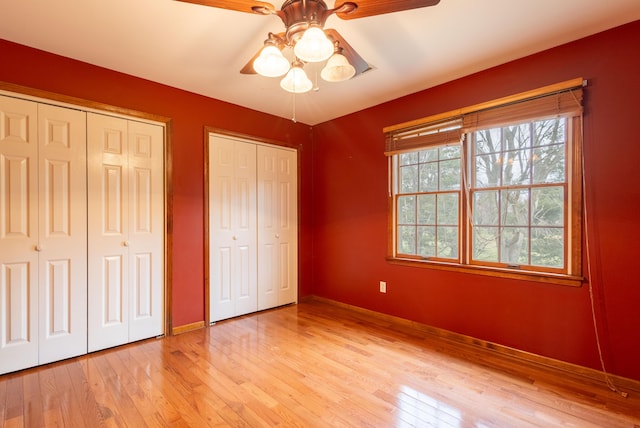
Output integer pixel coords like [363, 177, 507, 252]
[311, 20, 640, 381]
[0, 39, 312, 329]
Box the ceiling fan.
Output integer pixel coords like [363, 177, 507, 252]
[177, 0, 441, 93]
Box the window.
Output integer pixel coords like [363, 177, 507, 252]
[396, 144, 462, 261]
[386, 79, 584, 284]
[470, 118, 569, 272]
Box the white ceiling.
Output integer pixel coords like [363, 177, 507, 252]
[1, 0, 639, 125]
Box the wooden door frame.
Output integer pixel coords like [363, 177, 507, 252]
[203, 127, 299, 327]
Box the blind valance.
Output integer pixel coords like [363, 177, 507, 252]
[462, 88, 583, 132]
[384, 118, 462, 156]
[384, 78, 584, 156]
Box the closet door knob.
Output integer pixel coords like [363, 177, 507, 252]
[35, 245, 42, 252]
[123, 241, 129, 247]
[275, 234, 280, 239]
[232, 236, 237, 241]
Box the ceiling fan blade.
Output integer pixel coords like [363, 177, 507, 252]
[175, 0, 276, 15]
[324, 29, 370, 76]
[335, 0, 440, 20]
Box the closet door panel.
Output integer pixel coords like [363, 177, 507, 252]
[259, 241, 277, 311]
[257, 146, 297, 310]
[37, 103, 87, 364]
[0, 96, 38, 254]
[209, 137, 236, 321]
[127, 120, 164, 342]
[276, 151, 297, 306]
[233, 142, 257, 317]
[212, 246, 234, 320]
[0, 96, 38, 374]
[87, 113, 130, 352]
[257, 148, 278, 310]
[0, 262, 37, 374]
[234, 241, 255, 317]
[279, 241, 293, 297]
[209, 136, 257, 322]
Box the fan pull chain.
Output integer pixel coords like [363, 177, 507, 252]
[292, 91, 297, 123]
[313, 68, 320, 92]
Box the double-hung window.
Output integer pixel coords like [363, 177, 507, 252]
[386, 79, 584, 285]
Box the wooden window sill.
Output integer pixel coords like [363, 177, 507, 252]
[386, 257, 584, 287]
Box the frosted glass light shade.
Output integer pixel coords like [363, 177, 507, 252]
[280, 65, 312, 93]
[321, 52, 356, 82]
[293, 27, 333, 63]
[254, 45, 290, 77]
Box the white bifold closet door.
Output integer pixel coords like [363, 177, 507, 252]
[87, 113, 164, 353]
[209, 135, 258, 322]
[257, 145, 298, 310]
[209, 134, 297, 323]
[0, 96, 87, 374]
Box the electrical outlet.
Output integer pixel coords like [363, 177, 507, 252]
[380, 281, 387, 293]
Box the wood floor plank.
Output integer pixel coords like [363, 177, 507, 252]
[115, 342, 181, 425]
[0, 371, 8, 426]
[4, 376, 23, 422]
[66, 359, 106, 427]
[2, 300, 640, 427]
[21, 369, 44, 427]
[36, 364, 66, 427]
[121, 342, 208, 427]
[92, 351, 148, 426]
[50, 362, 88, 427]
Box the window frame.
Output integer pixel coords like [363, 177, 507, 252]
[385, 80, 584, 287]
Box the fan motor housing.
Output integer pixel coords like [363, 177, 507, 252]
[280, 0, 331, 43]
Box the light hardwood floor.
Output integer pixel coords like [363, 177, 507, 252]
[2, 299, 639, 427]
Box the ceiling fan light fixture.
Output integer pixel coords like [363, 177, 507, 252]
[253, 45, 290, 77]
[280, 62, 313, 93]
[293, 26, 334, 63]
[321, 51, 356, 82]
